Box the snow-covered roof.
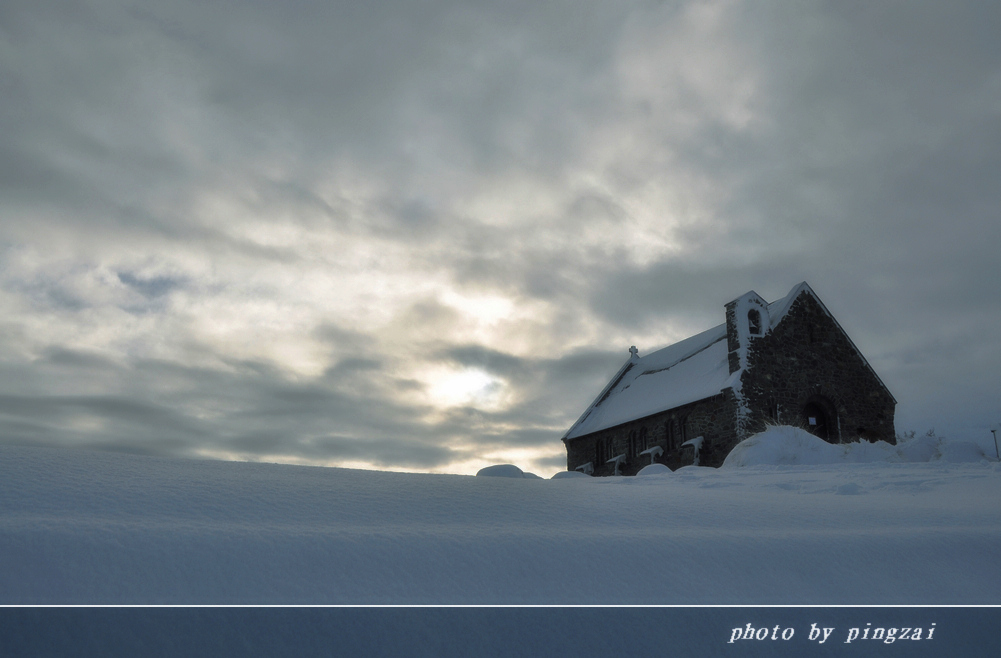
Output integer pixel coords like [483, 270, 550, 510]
[563, 281, 893, 441]
[563, 323, 733, 440]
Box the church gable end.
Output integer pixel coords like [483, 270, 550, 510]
[739, 289, 896, 444]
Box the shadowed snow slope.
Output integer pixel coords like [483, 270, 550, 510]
[2, 444, 1000, 604]
[723, 426, 991, 467]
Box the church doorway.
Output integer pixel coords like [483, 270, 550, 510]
[801, 397, 836, 443]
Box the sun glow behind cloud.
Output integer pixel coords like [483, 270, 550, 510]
[1, 0, 999, 478]
[426, 367, 505, 410]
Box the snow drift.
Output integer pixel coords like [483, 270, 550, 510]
[1, 440, 999, 605]
[723, 425, 991, 467]
[476, 464, 527, 478]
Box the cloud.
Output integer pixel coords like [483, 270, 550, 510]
[1, 0, 1000, 474]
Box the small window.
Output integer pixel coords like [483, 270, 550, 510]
[747, 309, 762, 335]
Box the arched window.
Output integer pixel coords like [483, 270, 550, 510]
[747, 309, 762, 335]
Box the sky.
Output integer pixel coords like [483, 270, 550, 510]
[1, 0, 999, 476]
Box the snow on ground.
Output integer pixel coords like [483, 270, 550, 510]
[2, 428, 1000, 604]
[723, 425, 993, 467]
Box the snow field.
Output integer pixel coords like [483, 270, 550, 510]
[2, 427, 999, 604]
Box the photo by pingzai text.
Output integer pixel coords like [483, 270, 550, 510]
[727, 622, 936, 645]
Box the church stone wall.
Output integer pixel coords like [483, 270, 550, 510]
[738, 294, 896, 443]
[564, 392, 738, 475]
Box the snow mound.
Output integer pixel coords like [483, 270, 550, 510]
[636, 463, 672, 476]
[722, 425, 992, 467]
[476, 464, 526, 478]
[940, 440, 990, 463]
[550, 470, 591, 479]
[722, 426, 845, 466]
[895, 436, 942, 462]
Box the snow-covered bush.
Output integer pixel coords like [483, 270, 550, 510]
[636, 463, 671, 476]
[551, 470, 591, 479]
[475, 465, 548, 479]
[475, 464, 526, 478]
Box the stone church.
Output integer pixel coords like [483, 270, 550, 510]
[562, 282, 896, 475]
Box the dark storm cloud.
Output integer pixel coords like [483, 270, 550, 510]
[117, 272, 186, 302]
[0, 326, 627, 465]
[437, 344, 532, 380]
[0, 393, 208, 438]
[563, 1, 1001, 440]
[438, 343, 625, 400]
[1, 0, 1000, 473]
[40, 346, 120, 370]
[0, 342, 471, 468]
[3, 0, 614, 183]
[7, 268, 99, 312]
[587, 262, 797, 332]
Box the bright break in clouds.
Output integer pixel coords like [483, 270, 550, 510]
[1, 0, 1000, 474]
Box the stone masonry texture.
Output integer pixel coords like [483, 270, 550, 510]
[563, 288, 896, 474]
